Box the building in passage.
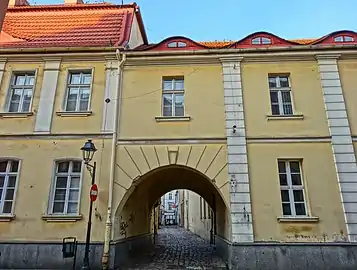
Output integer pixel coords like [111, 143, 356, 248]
[160, 190, 179, 225]
[1, 0, 357, 269]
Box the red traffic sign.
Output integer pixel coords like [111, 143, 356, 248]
[90, 184, 98, 202]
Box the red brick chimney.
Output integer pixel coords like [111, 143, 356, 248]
[64, 0, 84, 4]
[9, 0, 29, 7]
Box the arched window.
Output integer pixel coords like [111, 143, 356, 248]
[251, 36, 272, 45]
[167, 41, 187, 48]
[334, 35, 354, 42]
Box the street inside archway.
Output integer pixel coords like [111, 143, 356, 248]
[121, 226, 227, 270]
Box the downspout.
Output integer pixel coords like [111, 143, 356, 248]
[102, 49, 126, 269]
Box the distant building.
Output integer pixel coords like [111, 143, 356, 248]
[161, 190, 179, 225]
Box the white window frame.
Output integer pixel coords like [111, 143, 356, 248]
[269, 75, 294, 116]
[278, 160, 307, 217]
[162, 77, 185, 117]
[167, 41, 187, 48]
[63, 69, 94, 112]
[334, 35, 354, 42]
[0, 159, 21, 215]
[48, 159, 84, 216]
[5, 71, 37, 113]
[252, 37, 272, 45]
[168, 193, 172, 200]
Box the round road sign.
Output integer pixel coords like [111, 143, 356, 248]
[90, 184, 98, 202]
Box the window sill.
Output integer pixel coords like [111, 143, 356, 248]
[277, 216, 319, 223]
[267, 114, 304, 121]
[56, 111, 92, 117]
[0, 112, 34, 118]
[155, 116, 191, 122]
[0, 214, 15, 222]
[42, 215, 83, 222]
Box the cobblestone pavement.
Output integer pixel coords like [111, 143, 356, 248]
[121, 226, 227, 270]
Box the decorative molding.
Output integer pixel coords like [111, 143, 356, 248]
[56, 111, 92, 117]
[117, 138, 226, 145]
[219, 56, 243, 63]
[315, 54, 341, 60]
[125, 56, 221, 67]
[277, 216, 319, 223]
[155, 116, 191, 122]
[0, 133, 113, 139]
[246, 136, 331, 143]
[266, 114, 304, 120]
[0, 112, 34, 118]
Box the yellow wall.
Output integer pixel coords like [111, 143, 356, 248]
[120, 65, 226, 139]
[242, 62, 330, 138]
[0, 138, 111, 242]
[247, 142, 346, 242]
[338, 59, 357, 136]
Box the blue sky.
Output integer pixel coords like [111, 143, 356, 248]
[34, 0, 357, 43]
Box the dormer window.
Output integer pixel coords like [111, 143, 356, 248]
[334, 35, 354, 42]
[167, 41, 187, 48]
[252, 37, 272, 45]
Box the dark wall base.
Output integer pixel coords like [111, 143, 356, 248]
[231, 243, 357, 270]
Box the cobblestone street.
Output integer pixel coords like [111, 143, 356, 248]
[121, 226, 227, 270]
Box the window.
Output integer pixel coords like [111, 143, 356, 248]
[167, 41, 187, 48]
[278, 160, 307, 216]
[334, 36, 354, 42]
[0, 160, 20, 215]
[50, 160, 82, 215]
[162, 77, 184, 117]
[168, 192, 173, 200]
[6, 72, 35, 113]
[64, 71, 92, 112]
[168, 202, 173, 211]
[269, 75, 293, 115]
[252, 37, 272, 45]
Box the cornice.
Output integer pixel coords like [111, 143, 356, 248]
[315, 54, 341, 60]
[219, 56, 243, 63]
[124, 55, 221, 67]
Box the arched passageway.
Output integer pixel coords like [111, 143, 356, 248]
[112, 165, 230, 269]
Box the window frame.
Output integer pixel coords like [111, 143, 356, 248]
[334, 35, 354, 43]
[48, 158, 84, 216]
[0, 158, 21, 216]
[62, 68, 94, 113]
[4, 70, 37, 113]
[268, 75, 294, 116]
[161, 77, 185, 117]
[167, 41, 187, 48]
[252, 36, 272, 45]
[278, 160, 308, 217]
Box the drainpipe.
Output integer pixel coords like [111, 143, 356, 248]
[101, 49, 126, 269]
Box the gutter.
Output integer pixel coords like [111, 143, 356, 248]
[101, 49, 126, 269]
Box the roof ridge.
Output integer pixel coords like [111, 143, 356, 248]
[7, 2, 137, 11]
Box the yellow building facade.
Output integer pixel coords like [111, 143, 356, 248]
[1, 1, 357, 269]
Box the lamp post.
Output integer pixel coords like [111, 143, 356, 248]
[80, 139, 97, 270]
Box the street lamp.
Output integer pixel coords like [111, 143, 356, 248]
[80, 139, 97, 270]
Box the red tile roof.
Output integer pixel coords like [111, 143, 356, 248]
[0, 2, 147, 48]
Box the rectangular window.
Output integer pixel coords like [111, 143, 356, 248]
[51, 160, 82, 215]
[65, 71, 92, 112]
[162, 77, 184, 117]
[168, 192, 173, 200]
[269, 75, 293, 116]
[6, 72, 35, 113]
[0, 160, 20, 215]
[278, 160, 307, 216]
[168, 203, 172, 211]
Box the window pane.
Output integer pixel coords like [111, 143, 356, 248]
[9, 89, 22, 112]
[178, 42, 187, 48]
[3, 201, 12, 214]
[291, 174, 302, 185]
[295, 203, 306, 215]
[290, 161, 300, 173]
[281, 91, 291, 102]
[252, 38, 261, 45]
[174, 94, 184, 116]
[278, 161, 286, 173]
[70, 73, 81, 84]
[56, 177, 68, 188]
[54, 189, 66, 201]
[69, 190, 79, 201]
[0, 176, 4, 187]
[79, 100, 89, 111]
[271, 104, 280, 115]
[5, 189, 14, 200]
[72, 162, 82, 173]
[0, 161, 7, 172]
[53, 202, 65, 213]
[281, 190, 290, 202]
[68, 202, 78, 214]
[66, 87, 78, 111]
[163, 94, 173, 116]
[279, 174, 287, 186]
[282, 203, 291, 215]
[334, 36, 343, 42]
[66, 101, 76, 112]
[167, 42, 177, 48]
[163, 80, 173, 90]
[7, 176, 16, 188]
[70, 177, 80, 188]
[14, 75, 26, 85]
[268, 77, 277, 88]
[283, 104, 293, 115]
[262, 37, 271, 44]
[270, 92, 278, 103]
[81, 73, 92, 84]
[174, 79, 184, 90]
[279, 77, 289, 88]
[25, 75, 35, 86]
[57, 162, 69, 173]
[293, 190, 304, 202]
[344, 36, 354, 42]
